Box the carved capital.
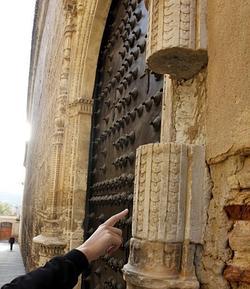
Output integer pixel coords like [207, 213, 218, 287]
[68, 97, 93, 116]
[146, 0, 207, 79]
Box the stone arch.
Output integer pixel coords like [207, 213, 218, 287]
[72, 0, 112, 101]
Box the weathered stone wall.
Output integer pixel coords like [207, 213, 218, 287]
[197, 1, 250, 288]
[22, 0, 65, 269]
[22, 0, 111, 273]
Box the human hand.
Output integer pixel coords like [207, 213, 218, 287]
[77, 209, 128, 262]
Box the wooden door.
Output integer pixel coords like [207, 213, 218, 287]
[84, 0, 163, 288]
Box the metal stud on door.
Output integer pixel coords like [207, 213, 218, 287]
[84, 0, 163, 288]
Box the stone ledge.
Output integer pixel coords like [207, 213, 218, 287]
[147, 47, 208, 80]
[33, 234, 66, 247]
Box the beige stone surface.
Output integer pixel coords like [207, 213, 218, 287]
[21, 0, 99, 271]
[206, 0, 250, 163]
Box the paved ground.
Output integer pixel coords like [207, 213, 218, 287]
[0, 241, 26, 287]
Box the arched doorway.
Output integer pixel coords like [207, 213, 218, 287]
[0, 222, 12, 240]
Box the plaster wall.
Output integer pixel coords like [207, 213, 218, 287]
[206, 0, 250, 162]
[197, 1, 250, 288]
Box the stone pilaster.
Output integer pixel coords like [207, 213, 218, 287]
[123, 142, 208, 289]
[32, 2, 76, 263]
[66, 97, 93, 250]
[146, 0, 207, 79]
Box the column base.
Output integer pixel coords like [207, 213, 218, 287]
[123, 264, 199, 289]
[33, 234, 66, 266]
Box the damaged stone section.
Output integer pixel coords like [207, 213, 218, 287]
[123, 142, 211, 289]
[197, 152, 250, 289]
[224, 221, 250, 284]
[146, 0, 208, 79]
[223, 154, 250, 285]
[172, 71, 207, 145]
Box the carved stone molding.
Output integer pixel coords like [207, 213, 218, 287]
[33, 220, 66, 266]
[63, 0, 77, 15]
[124, 142, 209, 289]
[146, 0, 208, 79]
[68, 97, 93, 116]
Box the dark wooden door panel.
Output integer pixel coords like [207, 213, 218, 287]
[84, 0, 163, 288]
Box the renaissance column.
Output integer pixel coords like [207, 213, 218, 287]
[124, 1, 209, 288]
[123, 143, 208, 289]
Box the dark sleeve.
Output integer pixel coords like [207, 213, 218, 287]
[1, 249, 90, 289]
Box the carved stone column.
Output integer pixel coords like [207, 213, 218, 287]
[146, 0, 207, 79]
[123, 142, 208, 289]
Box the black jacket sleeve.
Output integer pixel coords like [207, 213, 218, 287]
[1, 249, 90, 289]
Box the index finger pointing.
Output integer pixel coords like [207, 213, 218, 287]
[104, 209, 129, 227]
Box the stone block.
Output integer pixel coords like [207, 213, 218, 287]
[125, 142, 208, 289]
[132, 143, 207, 244]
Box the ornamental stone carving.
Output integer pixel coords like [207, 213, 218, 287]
[146, 0, 207, 79]
[123, 142, 209, 289]
[68, 97, 93, 116]
[33, 221, 66, 267]
[32, 0, 76, 263]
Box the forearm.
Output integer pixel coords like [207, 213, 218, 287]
[1, 250, 90, 289]
[2, 210, 128, 289]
